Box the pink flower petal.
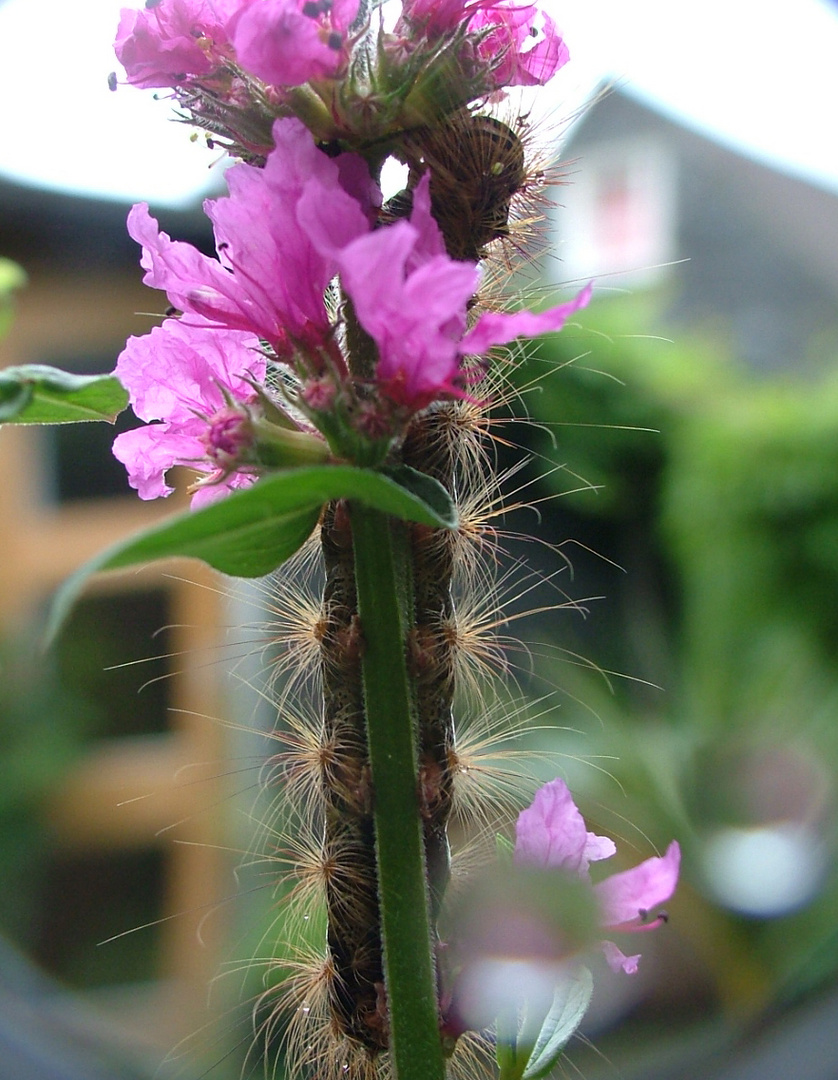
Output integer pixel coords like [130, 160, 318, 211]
[190, 471, 256, 508]
[335, 189, 479, 406]
[114, 0, 236, 88]
[515, 781, 681, 976]
[232, 0, 358, 86]
[112, 424, 205, 500]
[115, 320, 263, 424]
[601, 941, 641, 975]
[470, 3, 569, 88]
[514, 778, 616, 876]
[128, 120, 372, 358]
[461, 283, 592, 357]
[112, 314, 265, 505]
[594, 841, 681, 930]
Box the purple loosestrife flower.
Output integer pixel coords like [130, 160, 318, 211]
[115, 0, 238, 88]
[112, 318, 265, 506]
[130, 116, 587, 417]
[127, 118, 373, 367]
[515, 779, 681, 974]
[231, 0, 360, 87]
[318, 174, 480, 408]
[307, 173, 591, 410]
[468, 2, 568, 88]
[398, 0, 568, 89]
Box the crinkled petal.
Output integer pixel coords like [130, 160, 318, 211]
[190, 470, 256, 509]
[461, 283, 592, 357]
[115, 0, 235, 88]
[595, 842, 681, 930]
[330, 173, 479, 407]
[337, 220, 477, 406]
[112, 424, 206, 500]
[403, 172, 448, 268]
[115, 319, 263, 424]
[471, 3, 569, 87]
[232, 0, 357, 86]
[127, 203, 267, 336]
[400, 0, 470, 33]
[128, 119, 370, 354]
[204, 118, 370, 347]
[514, 778, 616, 876]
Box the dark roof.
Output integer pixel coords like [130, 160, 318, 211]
[565, 90, 838, 372]
[0, 177, 212, 271]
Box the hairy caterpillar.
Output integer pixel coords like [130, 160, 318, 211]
[214, 108, 583, 1080]
[102, 105, 586, 1080]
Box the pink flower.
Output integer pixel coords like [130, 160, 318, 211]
[460, 283, 593, 356]
[398, 0, 476, 35]
[230, 0, 360, 86]
[515, 779, 681, 974]
[127, 118, 372, 364]
[304, 173, 591, 409]
[469, 2, 569, 87]
[325, 176, 480, 408]
[398, 0, 568, 88]
[112, 318, 266, 506]
[115, 0, 238, 88]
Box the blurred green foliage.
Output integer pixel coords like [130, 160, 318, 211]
[516, 294, 838, 1049]
[0, 635, 96, 949]
[0, 256, 26, 339]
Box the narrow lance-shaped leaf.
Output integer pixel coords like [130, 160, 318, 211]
[0, 365, 128, 424]
[520, 967, 593, 1080]
[47, 463, 457, 643]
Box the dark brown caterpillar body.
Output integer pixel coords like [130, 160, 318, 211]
[319, 500, 387, 1053]
[307, 110, 537, 1069]
[400, 111, 527, 262]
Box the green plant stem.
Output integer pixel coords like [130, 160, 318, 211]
[350, 502, 446, 1080]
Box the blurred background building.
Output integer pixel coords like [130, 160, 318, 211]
[0, 183, 240, 1077]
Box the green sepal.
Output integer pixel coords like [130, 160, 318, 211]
[47, 463, 457, 643]
[0, 365, 128, 424]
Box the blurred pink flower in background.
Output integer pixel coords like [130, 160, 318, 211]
[516, 779, 681, 973]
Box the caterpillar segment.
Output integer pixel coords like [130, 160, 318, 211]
[267, 108, 550, 1077]
[318, 498, 389, 1053]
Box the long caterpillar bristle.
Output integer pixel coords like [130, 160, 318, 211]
[449, 699, 547, 834]
[262, 706, 329, 826]
[252, 546, 327, 711]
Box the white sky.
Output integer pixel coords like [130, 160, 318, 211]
[0, 0, 837, 207]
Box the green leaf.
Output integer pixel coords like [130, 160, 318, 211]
[47, 463, 457, 642]
[380, 463, 457, 528]
[0, 365, 128, 424]
[520, 967, 593, 1080]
